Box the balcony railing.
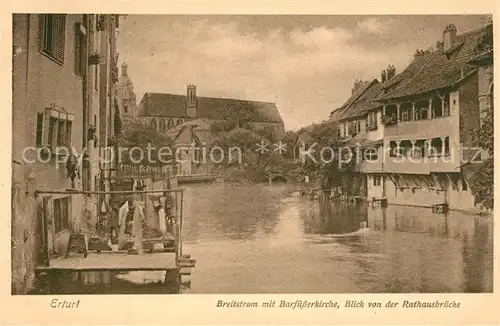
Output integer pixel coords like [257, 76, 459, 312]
[381, 115, 397, 126]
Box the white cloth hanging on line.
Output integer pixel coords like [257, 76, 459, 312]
[158, 208, 167, 234]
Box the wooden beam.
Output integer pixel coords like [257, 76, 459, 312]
[35, 189, 184, 197]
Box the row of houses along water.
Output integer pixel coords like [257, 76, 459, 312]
[316, 21, 493, 212]
[11, 14, 148, 294]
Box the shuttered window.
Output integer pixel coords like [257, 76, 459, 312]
[40, 14, 66, 64]
[74, 23, 86, 75]
[53, 197, 70, 233]
[36, 113, 44, 147]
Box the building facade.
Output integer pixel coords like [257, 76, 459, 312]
[332, 21, 493, 211]
[137, 85, 285, 135]
[12, 14, 120, 294]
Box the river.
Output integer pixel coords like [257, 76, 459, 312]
[179, 183, 493, 293]
[38, 182, 493, 294]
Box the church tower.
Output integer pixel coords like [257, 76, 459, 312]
[116, 62, 138, 124]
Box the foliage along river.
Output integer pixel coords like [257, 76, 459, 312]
[46, 183, 493, 294]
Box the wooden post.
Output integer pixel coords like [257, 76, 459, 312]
[41, 196, 51, 266]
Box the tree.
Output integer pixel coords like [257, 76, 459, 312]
[114, 122, 174, 164]
[222, 103, 255, 130]
[290, 121, 346, 191]
[471, 82, 493, 209]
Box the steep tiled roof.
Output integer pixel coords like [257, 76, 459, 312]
[138, 93, 284, 124]
[338, 80, 382, 121]
[337, 81, 374, 116]
[377, 26, 489, 101]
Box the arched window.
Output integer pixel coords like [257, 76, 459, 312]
[150, 118, 157, 130]
[167, 119, 174, 129]
[177, 119, 183, 126]
[159, 119, 166, 132]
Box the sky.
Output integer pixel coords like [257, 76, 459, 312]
[116, 15, 490, 130]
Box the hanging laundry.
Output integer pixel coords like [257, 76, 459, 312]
[158, 207, 167, 235]
[100, 200, 108, 214]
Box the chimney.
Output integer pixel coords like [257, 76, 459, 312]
[351, 79, 361, 95]
[443, 24, 457, 51]
[186, 84, 197, 118]
[388, 65, 396, 79]
[381, 70, 387, 83]
[414, 49, 425, 58]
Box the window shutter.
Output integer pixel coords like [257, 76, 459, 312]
[53, 15, 66, 62]
[74, 23, 82, 75]
[36, 113, 44, 147]
[39, 15, 47, 50]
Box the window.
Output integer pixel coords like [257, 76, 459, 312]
[177, 119, 183, 126]
[430, 137, 443, 156]
[367, 112, 378, 130]
[444, 136, 450, 155]
[36, 113, 44, 147]
[57, 119, 65, 146]
[53, 197, 70, 233]
[124, 105, 128, 113]
[399, 140, 412, 157]
[150, 119, 157, 130]
[167, 119, 174, 129]
[431, 97, 443, 118]
[159, 119, 166, 132]
[364, 147, 378, 161]
[412, 140, 426, 158]
[74, 23, 86, 76]
[443, 94, 450, 116]
[415, 107, 428, 120]
[40, 14, 66, 64]
[373, 175, 381, 186]
[48, 117, 56, 148]
[389, 141, 398, 157]
[400, 103, 413, 122]
[43, 110, 74, 150]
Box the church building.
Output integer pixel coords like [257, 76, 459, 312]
[115, 62, 138, 124]
[137, 85, 285, 135]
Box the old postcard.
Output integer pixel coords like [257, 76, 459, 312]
[4, 1, 499, 325]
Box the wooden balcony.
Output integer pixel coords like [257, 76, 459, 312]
[384, 116, 456, 140]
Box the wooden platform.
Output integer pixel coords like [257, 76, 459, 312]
[36, 252, 179, 272]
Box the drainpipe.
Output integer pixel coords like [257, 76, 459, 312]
[82, 15, 89, 160]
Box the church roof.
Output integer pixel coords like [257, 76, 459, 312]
[138, 93, 284, 124]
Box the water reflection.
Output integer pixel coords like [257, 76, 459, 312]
[182, 183, 282, 242]
[297, 200, 493, 293]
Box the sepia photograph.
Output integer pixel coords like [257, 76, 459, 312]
[11, 12, 494, 298]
